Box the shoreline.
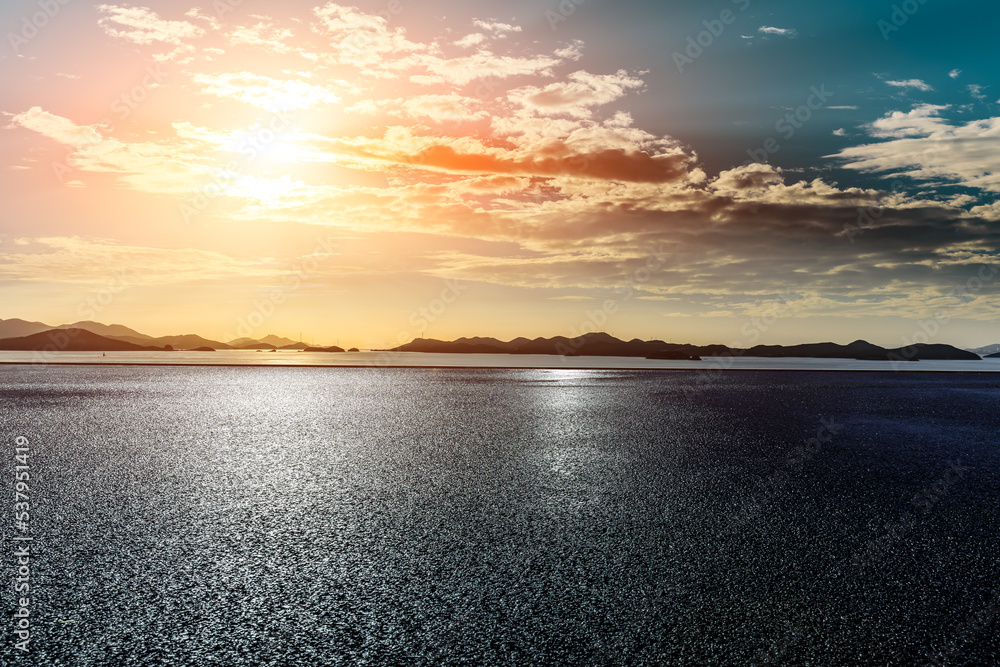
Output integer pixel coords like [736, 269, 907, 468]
[2, 360, 999, 374]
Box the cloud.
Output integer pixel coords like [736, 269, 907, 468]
[311, 3, 569, 85]
[454, 33, 485, 48]
[949, 69, 962, 79]
[9, 1, 1000, 320]
[414, 51, 565, 86]
[9, 108, 321, 201]
[388, 94, 489, 122]
[829, 105, 1000, 193]
[8, 106, 103, 147]
[97, 4, 202, 59]
[228, 21, 296, 53]
[473, 20, 522, 34]
[508, 70, 644, 118]
[312, 2, 428, 70]
[833, 128, 846, 136]
[193, 73, 342, 111]
[758, 26, 797, 37]
[884, 79, 933, 92]
[0, 237, 276, 284]
[299, 126, 700, 184]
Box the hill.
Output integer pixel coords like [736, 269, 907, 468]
[0, 317, 54, 339]
[107, 333, 232, 350]
[0, 329, 166, 352]
[56, 321, 153, 340]
[260, 334, 300, 347]
[229, 335, 302, 348]
[393, 334, 981, 361]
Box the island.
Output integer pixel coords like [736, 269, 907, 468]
[391, 333, 981, 362]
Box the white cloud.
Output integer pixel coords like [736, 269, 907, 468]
[0, 237, 276, 284]
[758, 26, 797, 37]
[949, 69, 962, 79]
[830, 105, 1000, 193]
[509, 70, 645, 118]
[473, 20, 522, 34]
[364, 94, 490, 123]
[885, 79, 933, 92]
[193, 73, 342, 111]
[97, 4, 202, 45]
[313, 2, 427, 70]
[454, 33, 485, 48]
[228, 21, 296, 53]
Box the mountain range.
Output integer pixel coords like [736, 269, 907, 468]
[0, 318, 991, 361]
[392, 333, 983, 361]
[0, 318, 308, 351]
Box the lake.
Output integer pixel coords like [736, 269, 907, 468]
[1, 366, 998, 664]
[2, 349, 1000, 372]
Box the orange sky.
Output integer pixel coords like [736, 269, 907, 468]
[2, 1, 998, 348]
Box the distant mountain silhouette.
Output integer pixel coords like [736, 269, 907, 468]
[261, 334, 301, 347]
[985, 352, 1000, 359]
[0, 317, 54, 339]
[57, 321, 153, 340]
[860, 344, 981, 361]
[969, 343, 1000, 356]
[109, 333, 232, 350]
[303, 345, 345, 352]
[745, 340, 884, 359]
[0, 329, 166, 352]
[229, 335, 302, 348]
[392, 334, 981, 361]
[0, 318, 232, 350]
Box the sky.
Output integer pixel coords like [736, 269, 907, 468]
[1, 0, 998, 349]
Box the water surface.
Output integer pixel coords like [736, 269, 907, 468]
[1, 366, 998, 665]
